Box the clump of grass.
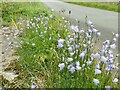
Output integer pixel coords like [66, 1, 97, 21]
[62, 1, 119, 12]
[1, 2, 70, 88]
[1, 2, 55, 88]
[1, 2, 46, 26]
[49, 20, 119, 88]
[1, 1, 119, 89]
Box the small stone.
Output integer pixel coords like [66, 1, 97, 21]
[2, 72, 18, 82]
[69, 10, 71, 14]
[2, 52, 4, 54]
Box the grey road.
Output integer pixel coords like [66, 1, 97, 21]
[41, 0, 118, 42]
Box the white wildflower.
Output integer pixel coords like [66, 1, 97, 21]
[82, 64, 85, 68]
[93, 79, 99, 85]
[86, 32, 91, 38]
[115, 34, 119, 38]
[86, 61, 92, 65]
[105, 86, 110, 90]
[88, 29, 92, 33]
[58, 63, 65, 71]
[113, 38, 117, 42]
[32, 43, 35, 46]
[75, 45, 79, 48]
[70, 25, 74, 30]
[52, 9, 54, 12]
[87, 20, 93, 26]
[44, 30, 47, 34]
[76, 66, 81, 70]
[111, 64, 116, 69]
[5, 34, 8, 37]
[75, 49, 78, 53]
[69, 38, 74, 42]
[70, 52, 74, 56]
[31, 84, 36, 89]
[62, 17, 65, 20]
[101, 49, 107, 54]
[110, 43, 116, 49]
[109, 54, 113, 58]
[79, 29, 84, 33]
[68, 47, 72, 51]
[112, 78, 118, 83]
[94, 53, 100, 59]
[14, 30, 19, 36]
[90, 24, 94, 28]
[95, 63, 100, 69]
[95, 69, 102, 74]
[92, 28, 98, 33]
[58, 39, 65, 44]
[74, 35, 78, 38]
[50, 15, 53, 18]
[97, 32, 101, 36]
[32, 23, 35, 27]
[100, 56, 107, 63]
[70, 25, 79, 32]
[69, 66, 75, 73]
[79, 51, 86, 59]
[7, 38, 9, 40]
[68, 64, 73, 70]
[67, 58, 73, 62]
[87, 41, 91, 44]
[57, 39, 65, 48]
[108, 50, 113, 54]
[71, 33, 75, 36]
[105, 66, 112, 71]
[76, 61, 80, 66]
[20, 40, 24, 44]
[49, 37, 52, 40]
[90, 53, 94, 60]
[74, 26, 79, 32]
[104, 40, 110, 45]
[57, 43, 63, 48]
[83, 44, 87, 48]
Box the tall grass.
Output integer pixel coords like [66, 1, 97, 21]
[1, 2, 119, 89]
[62, 1, 119, 12]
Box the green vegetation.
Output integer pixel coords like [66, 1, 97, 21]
[1, 1, 119, 89]
[2, 2, 46, 26]
[1, 2, 71, 88]
[62, 0, 119, 12]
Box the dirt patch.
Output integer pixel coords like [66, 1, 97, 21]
[0, 28, 19, 88]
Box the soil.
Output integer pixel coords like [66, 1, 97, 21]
[0, 28, 18, 88]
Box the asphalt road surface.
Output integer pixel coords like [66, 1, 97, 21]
[41, 0, 118, 42]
